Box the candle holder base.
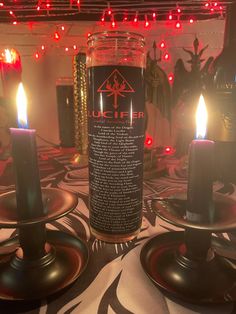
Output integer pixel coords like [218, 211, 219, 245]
[141, 231, 235, 304]
[0, 229, 88, 300]
[0, 188, 89, 300]
[140, 192, 236, 304]
[151, 192, 236, 232]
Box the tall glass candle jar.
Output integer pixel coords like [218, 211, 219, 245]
[87, 31, 146, 242]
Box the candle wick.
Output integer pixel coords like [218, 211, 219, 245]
[197, 135, 204, 140]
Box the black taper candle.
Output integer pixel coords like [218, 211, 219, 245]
[10, 83, 46, 259]
[187, 139, 214, 223]
[187, 95, 214, 223]
[11, 128, 47, 259]
[10, 128, 45, 220]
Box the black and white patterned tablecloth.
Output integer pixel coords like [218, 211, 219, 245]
[0, 147, 235, 314]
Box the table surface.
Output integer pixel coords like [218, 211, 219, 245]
[0, 146, 235, 314]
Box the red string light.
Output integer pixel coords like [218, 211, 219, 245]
[165, 146, 175, 154]
[144, 14, 150, 28]
[168, 12, 173, 20]
[133, 12, 138, 24]
[145, 135, 153, 148]
[65, 47, 69, 52]
[175, 20, 181, 29]
[61, 25, 65, 31]
[54, 31, 60, 41]
[73, 44, 77, 50]
[13, 21, 17, 25]
[0, 3, 4, 7]
[34, 52, 40, 60]
[163, 52, 170, 61]
[152, 12, 156, 21]
[159, 40, 166, 49]
[101, 10, 105, 24]
[168, 73, 174, 82]
[111, 15, 116, 28]
[189, 17, 194, 23]
[123, 13, 128, 22]
[41, 45, 45, 50]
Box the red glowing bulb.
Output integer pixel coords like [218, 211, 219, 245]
[152, 12, 156, 19]
[108, 9, 112, 15]
[65, 47, 69, 52]
[168, 13, 173, 20]
[144, 20, 150, 28]
[165, 146, 174, 154]
[159, 40, 166, 49]
[145, 136, 153, 147]
[37, 5, 40, 11]
[168, 73, 174, 82]
[87, 32, 91, 38]
[214, 2, 218, 6]
[0, 3, 4, 7]
[54, 31, 60, 41]
[61, 26, 65, 31]
[46, 3, 50, 9]
[133, 16, 138, 23]
[73, 45, 77, 50]
[13, 21, 17, 25]
[205, 3, 209, 7]
[9, 10, 13, 15]
[101, 16, 105, 22]
[111, 20, 116, 28]
[177, 8, 181, 13]
[175, 21, 181, 29]
[35, 52, 40, 59]
[41, 45, 45, 50]
[189, 18, 194, 24]
[163, 52, 170, 61]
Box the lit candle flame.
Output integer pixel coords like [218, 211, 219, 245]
[16, 83, 28, 129]
[4, 49, 13, 63]
[196, 94, 208, 139]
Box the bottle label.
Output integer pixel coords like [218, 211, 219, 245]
[88, 65, 145, 235]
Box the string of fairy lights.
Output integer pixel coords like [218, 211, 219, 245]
[0, 0, 231, 23]
[0, 0, 229, 82]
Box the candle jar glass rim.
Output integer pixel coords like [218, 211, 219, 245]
[87, 31, 145, 47]
[87, 30, 146, 68]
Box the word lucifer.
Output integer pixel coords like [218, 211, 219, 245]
[88, 110, 145, 119]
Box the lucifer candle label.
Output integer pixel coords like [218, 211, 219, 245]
[88, 65, 145, 235]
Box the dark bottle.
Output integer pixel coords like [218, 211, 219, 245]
[210, 2, 236, 183]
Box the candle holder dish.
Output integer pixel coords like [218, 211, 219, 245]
[140, 191, 236, 304]
[0, 187, 89, 300]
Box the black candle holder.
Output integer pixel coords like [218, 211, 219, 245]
[0, 187, 89, 300]
[140, 191, 236, 303]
